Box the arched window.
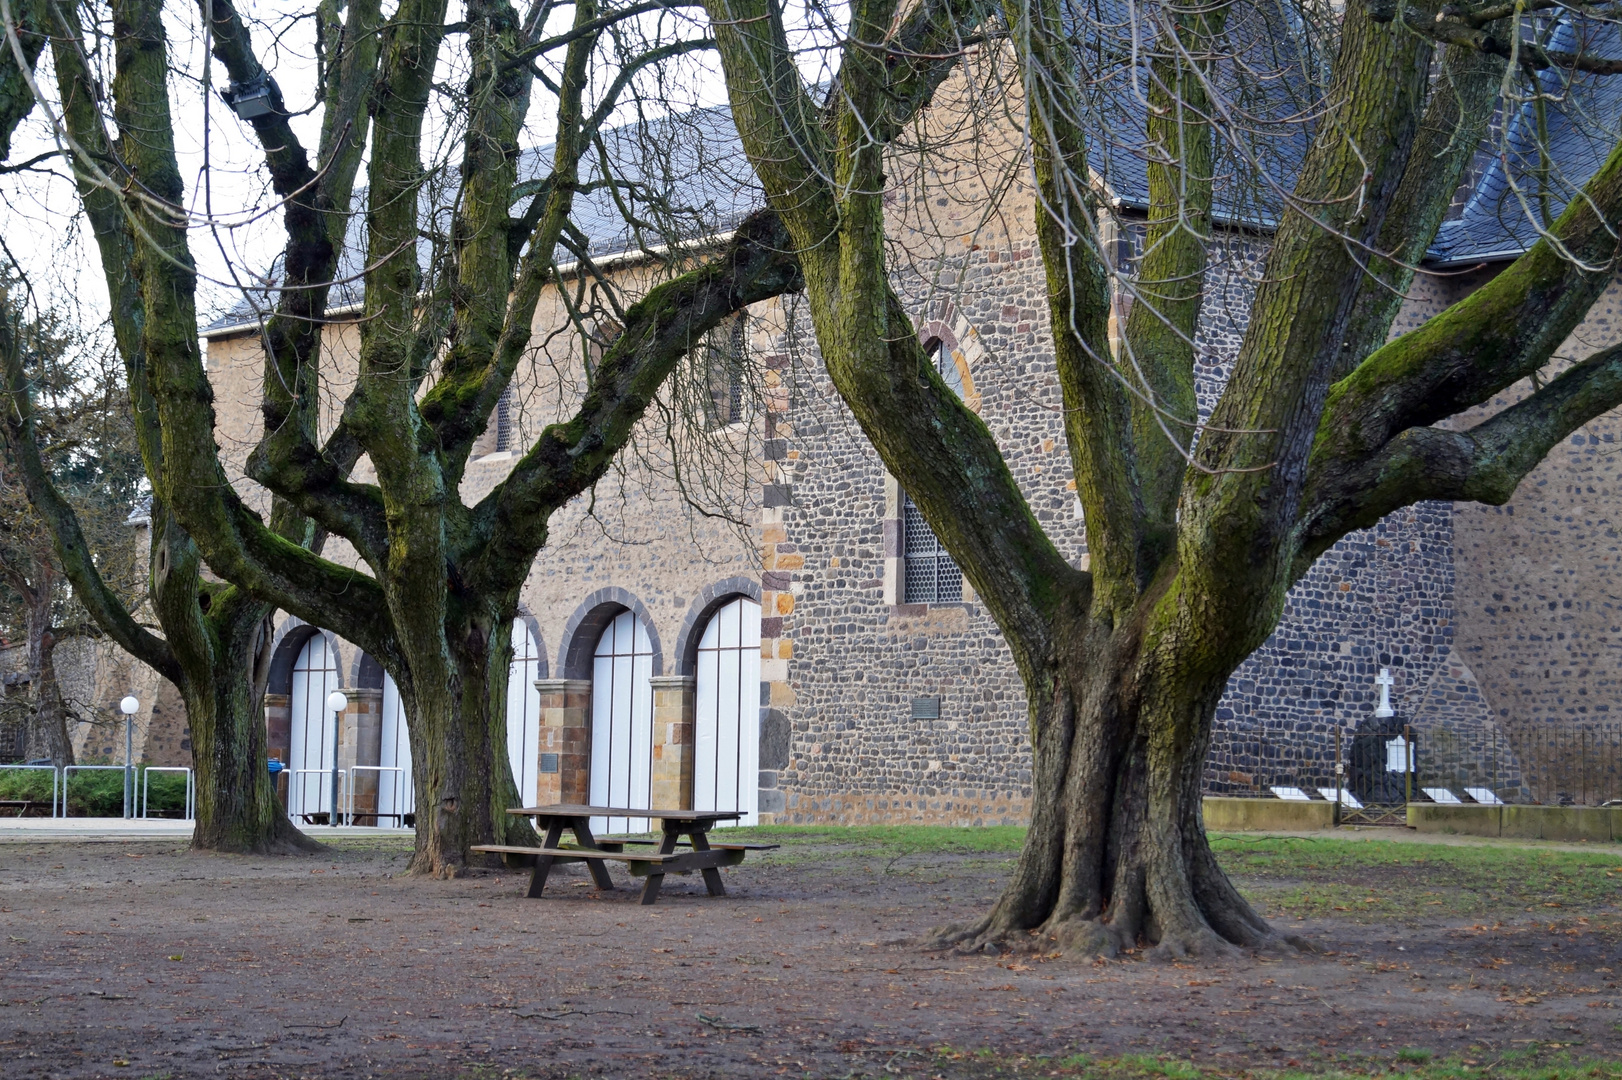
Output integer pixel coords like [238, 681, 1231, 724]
[590, 610, 654, 834]
[925, 336, 964, 397]
[506, 620, 543, 807]
[287, 635, 339, 821]
[704, 313, 748, 427]
[903, 493, 963, 604]
[694, 597, 761, 826]
[902, 339, 965, 605]
[378, 673, 414, 826]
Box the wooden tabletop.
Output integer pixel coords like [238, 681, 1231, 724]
[506, 804, 743, 822]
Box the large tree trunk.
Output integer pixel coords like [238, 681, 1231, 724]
[398, 600, 538, 877]
[29, 625, 75, 768]
[183, 604, 319, 854]
[149, 503, 318, 854]
[22, 576, 74, 767]
[932, 601, 1297, 959]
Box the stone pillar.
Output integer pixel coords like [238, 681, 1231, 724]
[264, 693, 291, 807]
[339, 688, 383, 821]
[264, 694, 292, 764]
[649, 675, 695, 810]
[535, 679, 592, 806]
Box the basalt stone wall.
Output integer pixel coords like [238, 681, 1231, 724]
[767, 239, 1086, 825]
[767, 230, 1497, 823]
[1203, 502, 1464, 796]
[1407, 660, 1532, 802]
[1446, 278, 1622, 806]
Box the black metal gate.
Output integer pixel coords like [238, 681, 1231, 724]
[1332, 726, 1414, 826]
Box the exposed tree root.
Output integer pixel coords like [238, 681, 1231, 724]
[1037, 914, 1131, 957]
[921, 911, 1010, 954]
[193, 825, 326, 857]
[1146, 925, 1242, 961]
[924, 901, 1316, 962]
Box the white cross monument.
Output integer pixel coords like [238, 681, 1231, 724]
[1374, 667, 1395, 718]
[1374, 667, 1410, 776]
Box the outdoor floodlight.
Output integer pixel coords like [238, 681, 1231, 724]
[120, 695, 139, 716]
[327, 691, 348, 714]
[220, 73, 283, 121]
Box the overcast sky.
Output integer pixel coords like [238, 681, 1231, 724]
[0, 0, 761, 334]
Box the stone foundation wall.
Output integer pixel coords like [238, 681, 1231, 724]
[780, 788, 1029, 826]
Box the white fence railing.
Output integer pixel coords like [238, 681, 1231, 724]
[344, 766, 410, 827]
[0, 763, 60, 817]
[59, 765, 130, 818]
[140, 767, 195, 820]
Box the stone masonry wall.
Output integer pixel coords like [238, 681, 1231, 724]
[1447, 273, 1622, 805]
[769, 223, 1528, 821]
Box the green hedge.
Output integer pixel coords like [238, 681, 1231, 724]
[0, 765, 188, 816]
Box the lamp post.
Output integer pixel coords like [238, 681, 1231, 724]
[119, 695, 139, 819]
[326, 691, 347, 825]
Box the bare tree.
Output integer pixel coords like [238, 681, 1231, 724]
[1, 0, 816, 871]
[697, 0, 1622, 956]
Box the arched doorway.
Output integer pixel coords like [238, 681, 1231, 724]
[590, 610, 654, 834]
[287, 634, 340, 821]
[694, 597, 762, 826]
[507, 619, 543, 808]
[378, 674, 414, 826]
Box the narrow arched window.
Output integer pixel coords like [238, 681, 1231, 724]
[704, 313, 748, 427]
[901, 339, 964, 605]
[902, 492, 962, 604]
[494, 384, 516, 453]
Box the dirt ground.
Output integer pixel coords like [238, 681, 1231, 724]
[0, 828, 1618, 1080]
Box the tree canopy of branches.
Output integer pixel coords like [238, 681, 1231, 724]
[0, 0, 812, 867]
[696, 0, 1622, 956]
[0, 282, 142, 767]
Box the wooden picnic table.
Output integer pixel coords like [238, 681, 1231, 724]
[472, 804, 775, 905]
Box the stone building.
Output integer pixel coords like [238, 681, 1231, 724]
[183, 44, 1622, 827]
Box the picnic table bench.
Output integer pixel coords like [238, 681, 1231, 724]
[0, 798, 53, 817]
[472, 804, 777, 905]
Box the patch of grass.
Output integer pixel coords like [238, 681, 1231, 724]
[592, 824, 1031, 869]
[1209, 835, 1622, 922]
[918, 1048, 1622, 1080]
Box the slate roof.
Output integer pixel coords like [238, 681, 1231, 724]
[204, 104, 759, 334]
[1086, 7, 1622, 264]
[1429, 17, 1622, 265]
[1077, 0, 1320, 228]
[204, 13, 1622, 333]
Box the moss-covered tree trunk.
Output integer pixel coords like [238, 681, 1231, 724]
[0, 1, 332, 855]
[147, 503, 317, 853]
[29, 615, 75, 768]
[941, 587, 1296, 957]
[692, 0, 1622, 956]
[394, 605, 533, 875]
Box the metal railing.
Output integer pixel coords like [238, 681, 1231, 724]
[59, 764, 131, 818]
[1515, 721, 1622, 806]
[1203, 714, 1622, 812]
[288, 767, 343, 825]
[140, 767, 195, 820]
[344, 766, 409, 827]
[0, 763, 61, 817]
[1333, 727, 1415, 826]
